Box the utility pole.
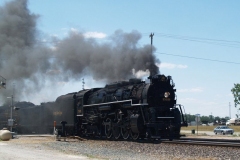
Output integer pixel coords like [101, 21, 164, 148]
[149, 33, 154, 76]
[82, 78, 85, 90]
[10, 95, 13, 132]
[7, 83, 15, 132]
[7, 95, 13, 132]
[211, 112, 212, 123]
[229, 102, 231, 119]
[149, 33, 154, 45]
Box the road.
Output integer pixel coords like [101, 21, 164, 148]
[0, 141, 90, 160]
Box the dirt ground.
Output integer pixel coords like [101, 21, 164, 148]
[0, 136, 91, 160]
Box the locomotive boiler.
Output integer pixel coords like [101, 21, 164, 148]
[71, 74, 187, 140]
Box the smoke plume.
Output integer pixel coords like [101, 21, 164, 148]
[0, 0, 160, 103]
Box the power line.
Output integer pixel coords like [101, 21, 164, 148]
[142, 32, 240, 48]
[154, 32, 240, 44]
[13, 32, 240, 48]
[143, 32, 240, 65]
[149, 33, 154, 45]
[156, 52, 240, 65]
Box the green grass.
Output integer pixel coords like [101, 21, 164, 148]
[181, 125, 240, 132]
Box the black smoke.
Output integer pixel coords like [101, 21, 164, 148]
[0, 0, 159, 103]
[53, 30, 159, 81]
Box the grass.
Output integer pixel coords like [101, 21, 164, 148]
[181, 125, 240, 132]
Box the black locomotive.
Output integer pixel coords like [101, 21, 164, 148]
[74, 74, 187, 140]
[0, 74, 187, 140]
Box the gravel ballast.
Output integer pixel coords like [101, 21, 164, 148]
[2, 135, 240, 160]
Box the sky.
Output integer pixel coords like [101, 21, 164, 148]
[1, 0, 240, 118]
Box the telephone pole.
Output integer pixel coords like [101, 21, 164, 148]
[7, 83, 15, 132]
[149, 33, 154, 76]
[82, 78, 85, 90]
[149, 32, 154, 55]
[149, 33, 154, 45]
[229, 102, 231, 119]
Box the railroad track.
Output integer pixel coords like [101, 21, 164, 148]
[161, 137, 240, 147]
[20, 134, 240, 148]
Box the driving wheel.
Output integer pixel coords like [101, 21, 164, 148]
[112, 123, 121, 140]
[105, 118, 112, 139]
[121, 125, 130, 140]
[131, 131, 139, 140]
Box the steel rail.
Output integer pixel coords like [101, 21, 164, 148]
[180, 137, 240, 143]
[161, 138, 240, 147]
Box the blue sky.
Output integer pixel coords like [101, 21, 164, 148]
[2, 0, 240, 118]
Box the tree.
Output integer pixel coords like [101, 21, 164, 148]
[208, 115, 214, 123]
[214, 116, 221, 123]
[186, 114, 195, 123]
[201, 116, 210, 124]
[224, 116, 230, 120]
[231, 83, 240, 108]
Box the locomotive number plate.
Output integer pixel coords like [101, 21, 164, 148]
[163, 98, 170, 101]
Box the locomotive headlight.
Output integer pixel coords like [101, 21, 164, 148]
[164, 92, 170, 98]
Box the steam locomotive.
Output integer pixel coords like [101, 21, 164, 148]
[0, 74, 187, 140]
[73, 74, 188, 140]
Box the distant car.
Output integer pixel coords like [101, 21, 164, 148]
[213, 126, 234, 135]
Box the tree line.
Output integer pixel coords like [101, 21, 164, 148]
[185, 114, 229, 124]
